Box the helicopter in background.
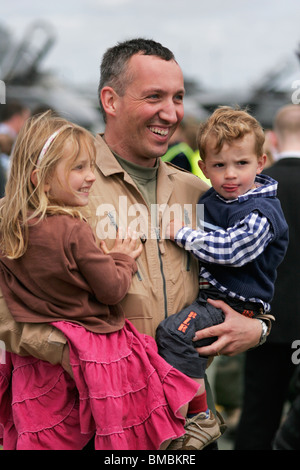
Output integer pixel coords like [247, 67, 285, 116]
[0, 20, 103, 132]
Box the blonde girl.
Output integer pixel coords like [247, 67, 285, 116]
[0, 111, 96, 259]
[0, 112, 199, 451]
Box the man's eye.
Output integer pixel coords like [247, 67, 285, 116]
[174, 94, 184, 102]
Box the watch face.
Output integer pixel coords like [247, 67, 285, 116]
[259, 321, 268, 344]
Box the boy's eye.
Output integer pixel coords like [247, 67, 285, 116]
[214, 163, 224, 168]
[238, 160, 248, 165]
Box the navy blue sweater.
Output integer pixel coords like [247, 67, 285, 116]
[199, 177, 289, 304]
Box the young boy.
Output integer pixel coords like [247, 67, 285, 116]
[157, 106, 289, 450]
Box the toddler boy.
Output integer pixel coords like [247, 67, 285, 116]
[157, 107, 289, 450]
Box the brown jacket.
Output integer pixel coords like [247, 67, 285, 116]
[0, 135, 208, 364]
[0, 215, 137, 333]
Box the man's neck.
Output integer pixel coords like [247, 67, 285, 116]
[103, 132, 158, 168]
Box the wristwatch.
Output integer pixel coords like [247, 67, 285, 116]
[257, 319, 268, 346]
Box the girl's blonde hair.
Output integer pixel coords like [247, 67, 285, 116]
[197, 106, 265, 161]
[0, 111, 96, 259]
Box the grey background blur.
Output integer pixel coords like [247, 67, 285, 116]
[1, 0, 300, 90]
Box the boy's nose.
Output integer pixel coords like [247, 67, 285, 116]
[224, 167, 236, 178]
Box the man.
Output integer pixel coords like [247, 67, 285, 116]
[0, 100, 30, 173]
[236, 104, 300, 449]
[0, 38, 264, 450]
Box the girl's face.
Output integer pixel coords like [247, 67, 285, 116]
[47, 140, 96, 207]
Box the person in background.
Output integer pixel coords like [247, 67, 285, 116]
[273, 365, 300, 450]
[235, 104, 300, 450]
[162, 117, 211, 184]
[0, 134, 13, 197]
[0, 100, 30, 175]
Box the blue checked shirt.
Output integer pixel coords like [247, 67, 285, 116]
[175, 177, 277, 311]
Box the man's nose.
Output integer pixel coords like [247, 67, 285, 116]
[159, 100, 181, 124]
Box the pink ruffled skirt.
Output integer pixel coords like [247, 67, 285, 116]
[0, 320, 199, 450]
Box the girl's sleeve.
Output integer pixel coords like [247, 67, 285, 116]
[69, 221, 137, 305]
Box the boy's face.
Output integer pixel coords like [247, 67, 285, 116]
[198, 133, 267, 200]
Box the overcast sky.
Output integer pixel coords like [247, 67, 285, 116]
[1, 0, 300, 91]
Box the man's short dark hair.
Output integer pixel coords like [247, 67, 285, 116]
[98, 38, 176, 121]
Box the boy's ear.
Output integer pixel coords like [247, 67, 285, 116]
[198, 159, 209, 179]
[257, 153, 267, 174]
[30, 169, 51, 192]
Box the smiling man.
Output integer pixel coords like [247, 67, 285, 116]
[0, 39, 266, 450]
[101, 52, 185, 166]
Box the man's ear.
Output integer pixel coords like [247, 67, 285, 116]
[100, 86, 119, 118]
[30, 169, 51, 192]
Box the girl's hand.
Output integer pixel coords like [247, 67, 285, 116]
[100, 228, 143, 260]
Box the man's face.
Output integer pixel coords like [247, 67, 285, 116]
[106, 54, 185, 167]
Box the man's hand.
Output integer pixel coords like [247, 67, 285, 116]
[193, 298, 262, 356]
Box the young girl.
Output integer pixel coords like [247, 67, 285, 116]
[0, 112, 199, 450]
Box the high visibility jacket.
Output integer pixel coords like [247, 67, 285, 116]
[162, 143, 211, 185]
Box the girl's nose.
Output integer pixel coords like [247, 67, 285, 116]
[86, 170, 96, 182]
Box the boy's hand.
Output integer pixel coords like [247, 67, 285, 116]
[165, 219, 185, 241]
[100, 228, 143, 260]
